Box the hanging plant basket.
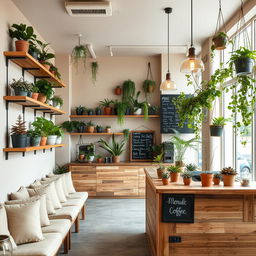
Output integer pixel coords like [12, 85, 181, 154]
[234, 57, 254, 75]
[210, 125, 223, 137]
[91, 61, 98, 84]
[212, 32, 229, 50]
[143, 62, 156, 99]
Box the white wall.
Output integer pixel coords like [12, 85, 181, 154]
[0, 0, 56, 201]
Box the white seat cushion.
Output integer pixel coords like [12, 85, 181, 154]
[42, 219, 71, 239]
[67, 192, 88, 203]
[62, 198, 84, 207]
[48, 205, 81, 221]
[13, 233, 62, 256]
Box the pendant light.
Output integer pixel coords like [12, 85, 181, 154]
[160, 7, 176, 91]
[180, 0, 204, 73]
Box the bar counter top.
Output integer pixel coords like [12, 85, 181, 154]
[69, 162, 171, 167]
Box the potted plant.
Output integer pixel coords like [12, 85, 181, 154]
[71, 44, 87, 71]
[87, 108, 94, 115]
[76, 105, 86, 115]
[95, 107, 102, 115]
[168, 166, 182, 182]
[154, 153, 165, 179]
[27, 129, 41, 147]
[241, 178, 250, 187]
[10, 115, 27, 148]
[87, 121, 95, 133]
[105, 126, 111, 133]
[200, 172, 214, 187]
[148, 106, 159, 115]
[115, 101, 128, 125]
[115, 86, 122, 95]
[182, 171, 193, 186]
[98, 134, 127, 163]
[31, 84, 39, 100]
[213, 173, 221, 185]
[212, 32, 229, 50]
[210, 117, 230, 136]
[143, 79, 156, 94]
[91, 61, 98, 84]
[96, 125, 103, 133]
[51, 96, 63, 109]
[36, 79, 54, 103]
[78, 151, 85, 161]
[230, 47, 256, 75]
[185, 163, 198, 172]
[9, 78, 32, 96]
[122, 80, 135, 102]
[49, 65, 61, 80]
[37, 41, 55, 70]
[129, 91, 149, 119]
[169, 131, 199, 167]
[100, 99, 114, 115]
[62, 121, 82, 133]
[85, 152, 95, 163]
[9, 23, 36, 52]
[54, 126, 64, 144]
[28, 41, 39, 59]
[162, 172, 170, 185]
[221, 167, 237, 186]
[96, 155, 104, 163]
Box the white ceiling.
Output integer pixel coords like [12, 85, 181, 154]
[12, 0, 243, 56]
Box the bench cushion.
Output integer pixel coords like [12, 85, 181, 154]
[62, 198, 84, 207]
[48, 205, 81, 221]
[13, 233, 62, 256]
[67, 192, 88, 203]
[42, 219, 71, 239]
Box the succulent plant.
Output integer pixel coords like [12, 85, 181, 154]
[167, 166, 182, 173]
[185, 163, 198, 172]
[162, 172, 170, 179]
[220, 167, 237, 176]
[214, 173, 222, 179]
[182, 171, 193, 179]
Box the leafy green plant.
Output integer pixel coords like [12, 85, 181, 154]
[54, 125, 64, 137]
[76, 105, 86, 115]
[129, 91, 149, 119]
[115, 101, 128, 125]
[182, 171, 193, 178]
[98, 134, 127, 156]
[31, 117, 56, 137]
[122, 80, 135, 102]
[154, 153, 164, 170]
[167, 166, 182, 173]
[162, 172, 170, 179]
[9, 23, 36, 41]
[211, 117, 231, 126]
[91, 61, 98, 84]
[71, 45, 87, 70]
[220, 167, 237, 176]
[53, 164, 69, 174]
[122, 129, 130, 140]
[61, 121, 82, 133]
[87, 121, 95, 127]
[185, 163, 198, 172]
[51, 96, 64, 107]
[214, 173, 222, 179]
[37, 41, 55, 63]
[9, 78, 33, 91]
[49, 65, 61, 80]
[35, 80, 54, 99]
[100, 99, 114, 107]
[27, 129, 41, 137]
[32, 84, 39, 93]
[143, 79, 156, 99]
[230, 47, 256, 62]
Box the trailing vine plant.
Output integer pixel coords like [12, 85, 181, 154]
[91, 61, 98, 84]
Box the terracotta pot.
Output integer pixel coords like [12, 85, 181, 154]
[183, 177, 191, 186]
[162, 178, 169, 185]
[157, 168, 165, 179]
[112, 156, 120, 163]
[147, 85, 155, 93]
[115, 86, 122, 95]
[15, 40, 29, 52]
[38, 93, 47, 103]
[40, 136, 47, 146]
[104, 107, 112, 115]
[106, 128, 111, 133]
[213, 178, 221, 185]
[31, 93, 39, 100]
[212, 36, 228, 50]
[42, 63, 51, 70]
[79, 154, 85, 161]
[170, 172, 180, 182]
[222, 174, 236, 187]
[87, 126, 95, 133]
[97, 158, 103, 163]
[200, 173, 213, 187]
[175, 161, 184, 167]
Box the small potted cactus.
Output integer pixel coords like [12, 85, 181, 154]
[162, 172, 170, 185]
[168, 166, 182, 182]
[220, 167, 237, 186]
[213, 173, 221, 185]
[182, 171, 193, 186]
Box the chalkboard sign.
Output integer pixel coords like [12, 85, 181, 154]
[162, 194, 194, 223]
[160, 94, 194, 134]
[129, 130, 155, 162]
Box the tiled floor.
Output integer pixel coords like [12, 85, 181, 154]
[68, 199, 150, 256]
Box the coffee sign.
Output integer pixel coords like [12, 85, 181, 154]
[162, 194, 195, 223]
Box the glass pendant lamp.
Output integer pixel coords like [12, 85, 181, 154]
[180, 0, 204, 73]
[160, 7, 177, 91]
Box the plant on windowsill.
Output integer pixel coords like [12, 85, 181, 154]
[154, 153, 165, 179]
[96, 155, 104, 163]
[35, 79, 54, 103]
[51, 96, 63, 109]
[185, 163, 198, 172]
[162, 171, 170, 185]
[167, 166, 182, 182]
[91, 61, 98, 84]
[10, 115, 27, 148]
[99, 99, 114, 115]
[181, 171, 193, 186]
[210, 117, 231, 137]
[220, 167, 237, 187]
[213, 173, 222, 185]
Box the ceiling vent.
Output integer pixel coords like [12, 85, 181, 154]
[65, 1, 112, 17]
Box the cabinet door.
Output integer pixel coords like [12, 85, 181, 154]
[70, 166, 97, 196]
[96, 166, 139, 197]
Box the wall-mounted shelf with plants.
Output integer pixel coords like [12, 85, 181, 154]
[69, 114, 160, 118]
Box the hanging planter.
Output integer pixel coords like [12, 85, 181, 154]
[71, 34, 87, 71]
[143, 62, 156, 99]
[115, 86, 122, 95]
[210, 117, 230, 137]
[91, 61, 98, 84]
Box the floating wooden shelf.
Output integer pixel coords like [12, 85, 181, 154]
[70, 133, 124, 135]
[4, 51, 66, 88]
[70, 115, 160, 118]
[3, 144, 65, 153]
[4, 96, 65, 115]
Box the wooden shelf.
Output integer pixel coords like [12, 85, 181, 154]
[70, 115, 160, 118]
[3, 144, 65, 153]
[70, 132, 124, 135]
[4, 96, 65, 115]
[4, 51, 66, 88]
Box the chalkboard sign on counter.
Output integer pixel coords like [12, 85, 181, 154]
[160, 94, 194, 134]
[162, 194, 194, 223]
[129, 130, 155, 162]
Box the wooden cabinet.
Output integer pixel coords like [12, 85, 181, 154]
[69, 164, 147, 198]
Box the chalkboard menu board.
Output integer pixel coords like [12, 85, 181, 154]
[129, 131, 155, 162]
[160, 94, 194, 134]
[162, 194, 194, 223]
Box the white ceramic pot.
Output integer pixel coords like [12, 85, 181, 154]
[55, 136, 62, 145]
[88, 156, 95, 162]
[134, 108, 142, 115]
[52, 101, 61, 109]
[47, 135, 57, 145]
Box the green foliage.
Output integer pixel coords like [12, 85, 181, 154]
[230, 47, 256, 61]
[37, 41, 55, 62]
[54, 126, 64, 137]
[122, 129, 130, 140]
[211, 117, 231, 126]
[220, 167, 237, 176]
[116, 101, 128, 125]
[162, 172, 170, 179]
[91, 62, 98, 84]
[213, 173, 222, 179]
[35, 80, 54, 99]
[31, 117, 57, 137]
[185, 163, 198, 172]
[61, 121, 84, 133]
[76, 105, 86, 113]
[87, 121, 95, 127]
[71, 45, 87, 69]
[9, 23, 36, 41]
[49, 65, 61, 80]
[100, 99, 114, 107]
[169, 130, 199, 162]
[167, 166, 182, 173]
[154, 153, 163, 164]
[143, 79, 156, 95]
[122, 80, 135, 102]
[51, 96, 64, 107]
[27, 129, 41, 137]
[9, 78, 33, 91]
[53, 164, 69, 174]
[182, 171, 193, 178]
[98, 134, 127, 156]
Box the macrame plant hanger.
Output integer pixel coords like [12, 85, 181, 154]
[214, 0, 227, 39]
[145, 62, 154, 101]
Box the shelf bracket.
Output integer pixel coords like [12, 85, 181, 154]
[5, 152, 8, 160]
[22, 105, 26, 120]
[22, 152, 25, 157]
[34, 150, 36, 155]
[50, 148, 53, 152]
[43, 149, 46, 153]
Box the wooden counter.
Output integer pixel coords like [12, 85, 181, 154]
[145, 168, 256, 256]
[69, 162, 171, 198]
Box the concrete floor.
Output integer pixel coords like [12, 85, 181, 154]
[68, 199, 150, 256]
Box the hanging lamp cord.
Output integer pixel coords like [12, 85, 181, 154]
[191, 0, 193, 47]
[167, 10, 170, 73]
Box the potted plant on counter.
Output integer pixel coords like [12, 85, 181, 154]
[182, 171, 193, 186]
[87, 121, 95, 133]
[213, 173, 221, 185]
[78, 151, 85, 161]
[221, 167, 237, 186]
[100, 99, 114, 115]
[154, 153, 165, 179]
[96, 155, 104, 163]
[200, 171, 214, 187]
[98, 134, 127, 163]
[9, 78, 32, 96]
[76, 105, 86, 115]
[85, 152, 95, 163]
[10, 115, 27, 148]
[36, 79, 54, 103]
[210, 117, 230, 137]
[51, 96, 63, 109]
[37, 41, 55, 70]
[168, 166, 182, 182]
[162, 172, 170, 185]
[9, 23, 36, 52]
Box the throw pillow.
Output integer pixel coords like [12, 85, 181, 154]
[10, 186, 30, 200]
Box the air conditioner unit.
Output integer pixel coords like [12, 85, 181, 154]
[65, 1, 112, 17]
